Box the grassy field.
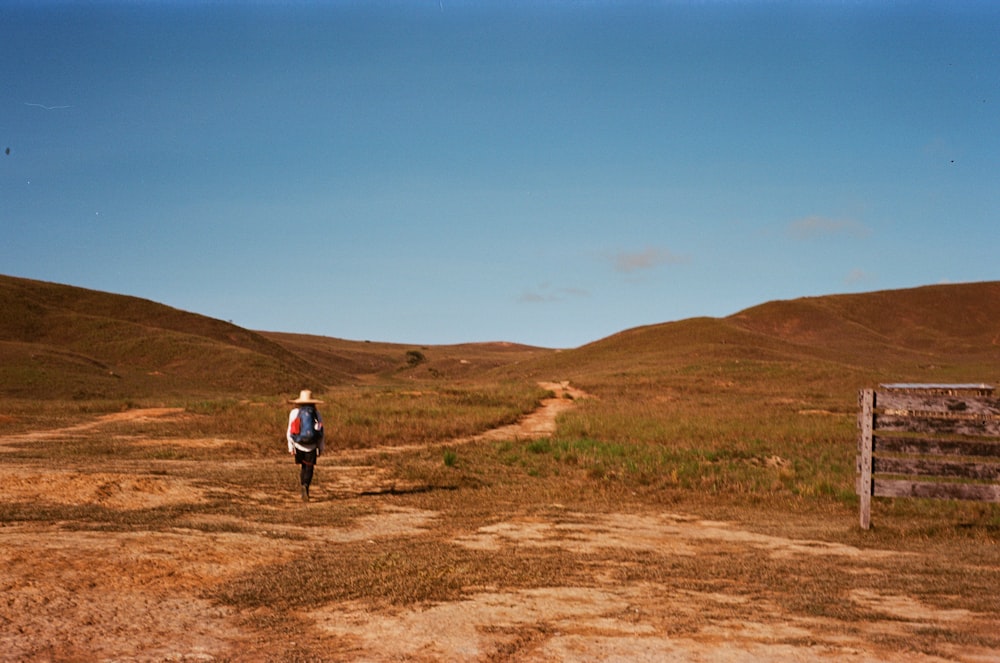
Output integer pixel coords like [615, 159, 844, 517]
[2, 378, 997, 661]
[1, 275, 999, 660]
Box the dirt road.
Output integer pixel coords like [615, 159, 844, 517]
[1, 383, 997, 661]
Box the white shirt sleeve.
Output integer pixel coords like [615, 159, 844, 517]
[286, 407, 299, 453]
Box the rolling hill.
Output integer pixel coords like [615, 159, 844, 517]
[2, 273, 999, 401]
[0, 274, 552, 399]
[502, 282, 1000, 397]
[0, 275, 325, 398]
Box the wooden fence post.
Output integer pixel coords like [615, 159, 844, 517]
[858, 389, 874, 529]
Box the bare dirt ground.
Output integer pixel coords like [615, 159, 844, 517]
[1, 382, 998, 662]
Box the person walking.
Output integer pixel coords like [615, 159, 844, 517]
[286, 389, 325, 502]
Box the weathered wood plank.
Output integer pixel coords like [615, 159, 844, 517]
[868, 478, 1000, 503]
[872, 435, 1000, 458]
[879, 383, 994, 396]
[875, 391, 1000, 417]
[874, 413, 1000, 437]
[864, 456, 1000, 481]
[858, 389, 873, 529]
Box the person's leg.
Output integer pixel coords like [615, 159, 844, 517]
[300, 461, 314, 493]
[297, 449, 317, 501]
[294, 449, 312, 501]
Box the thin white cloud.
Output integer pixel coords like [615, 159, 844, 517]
[787, 215, 870, 240]
[559, 286, 590, 297]
[612, 247, 690, 274]
[518, 292, 549, 303]
[518, 284, 590, 304]
[844, 268, 875, 285]
[24, 102, 73, 110]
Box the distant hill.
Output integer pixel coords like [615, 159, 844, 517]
[0, 275, 329, 398]
[507, 282, 1000, 393]
[0, 275, 551, 399]
[3, 274, 998, 401]
[258, 331, 553, 384]
[729, 282, 1000, 360]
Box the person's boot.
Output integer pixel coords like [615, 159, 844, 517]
[301, 485, 309, 502]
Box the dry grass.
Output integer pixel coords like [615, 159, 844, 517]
[3, 388, 998, 660]
[212, 536, 581, 611]
[3, 277, 1000, 659]
[198, 459, 1000, 656]
[325, 382, 548, 449]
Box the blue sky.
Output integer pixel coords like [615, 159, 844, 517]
[3, 1, 998, 348]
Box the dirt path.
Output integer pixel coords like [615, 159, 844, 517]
[0, 407, 184, 451]
[326, 381, 588, 495]
[1, 384, 997, 662]
[334, 380, 587, 462]
[474, 380, 587, 441]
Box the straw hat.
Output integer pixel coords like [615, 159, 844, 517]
[289, 389, 323, 404]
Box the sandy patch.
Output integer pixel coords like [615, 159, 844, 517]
[0, 466, 207, 509]
[850, 589, 976, 624]
[0, 528, 262, 662]
[309, 582, 962, 663]
[455, 511, 900, 560]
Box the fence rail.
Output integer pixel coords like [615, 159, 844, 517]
[856, 384, 1000, 529]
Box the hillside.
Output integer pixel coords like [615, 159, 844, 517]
[3, 274, 999, 401]
[0, 275, 552, 399]
[729, 282, 1000, 361]
[0, 275, 329, 398]
[509, 282, 1000, 398]
[259, 331, 554, 383]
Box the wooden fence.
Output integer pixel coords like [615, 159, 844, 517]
[856, 383, 1000, 529]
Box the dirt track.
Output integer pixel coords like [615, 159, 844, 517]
[1, 383, 998, 662]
